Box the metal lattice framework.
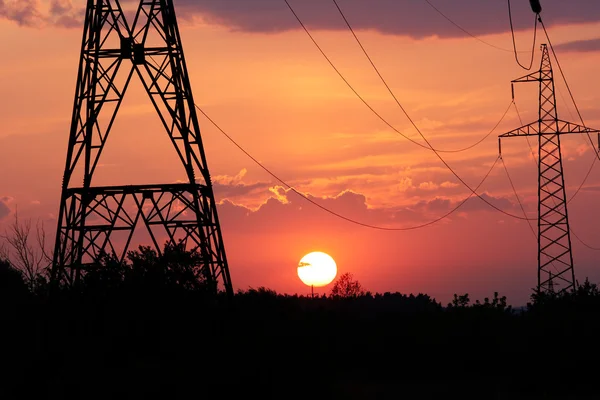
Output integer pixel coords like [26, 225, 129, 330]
[51, 0, 232, 295]
[499, 44, 600, 293]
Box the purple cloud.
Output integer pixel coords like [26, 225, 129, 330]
[172, 0, 597, 38]
[1, 0, 596, 39]
[0, 0, 82, 28]
[0, 0, 42, 26]
[554, 38, 600, 53]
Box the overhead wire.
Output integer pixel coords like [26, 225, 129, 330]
[507, 0, 538, 70]
[202, 3, 600, 245]
[284, 0, 510, 154]
[195, 103, 503, 231]
[334, 0, 600, 248]
[325, 0, 533, 221]
[145, 54, 505, 231]
[146, 3, 594, 237]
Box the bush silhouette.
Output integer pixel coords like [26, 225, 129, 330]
[0, 258, 28, 298]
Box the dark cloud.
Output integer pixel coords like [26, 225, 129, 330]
[415, 196, 452, 212]
[407, 191, 525, 219]
[460, 192, 521, 214]
[173, 0, 597, 38]
[2, 0, 596, 39]
[554, 38, 600, 53]
[0, 0, 42, 26]
[49, 0, 84, 28]
[218, 187, 399, 232]
[0, 0, 82, 28]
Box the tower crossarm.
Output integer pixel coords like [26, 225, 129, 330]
[499, 119, 600, 154]
[556, 119, 600, 137]
[499, 121, 539, 138]
[499, 119, 600, 138]
[512, 71, 550, 84]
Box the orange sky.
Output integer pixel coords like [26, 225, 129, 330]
[1, 1, 600, 305]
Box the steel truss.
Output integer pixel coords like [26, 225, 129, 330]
[51, 0, 232, 294]
[499, 44, 600, 293]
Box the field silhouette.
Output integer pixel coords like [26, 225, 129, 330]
[1, 249, 600, 399]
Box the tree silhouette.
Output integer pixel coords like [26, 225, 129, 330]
[0, 212, 51, 292]
[474, 292, 511, 312]
[447, 293, 470, 308]
[330, 272, 365, 298]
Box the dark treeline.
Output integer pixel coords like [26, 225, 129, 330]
[2, 246, 600, 399]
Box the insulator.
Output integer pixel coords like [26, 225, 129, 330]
[529, 0, 542, 14]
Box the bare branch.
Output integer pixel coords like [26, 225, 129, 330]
[1, 210, 50, 291]
[36, 219, 54, 264]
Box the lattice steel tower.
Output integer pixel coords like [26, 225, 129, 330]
[51, 0, 233, 295]
[499, 44, 599, 294]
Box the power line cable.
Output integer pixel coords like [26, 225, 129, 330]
[195, 103, 503, 231]
[145, 54, 506, 231]
[326, 0, 533, 221]
[284, 0, 509, 154]
[324, 1, 600, 246]
[507, 0, 538, 70]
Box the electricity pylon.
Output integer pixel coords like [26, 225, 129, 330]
[499, 44, 600, 294]
[50, 0, 233, 295]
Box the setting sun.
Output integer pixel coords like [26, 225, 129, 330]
[297, 252, 337, 287]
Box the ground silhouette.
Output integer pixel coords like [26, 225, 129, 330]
[1, 248, 600, 399]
